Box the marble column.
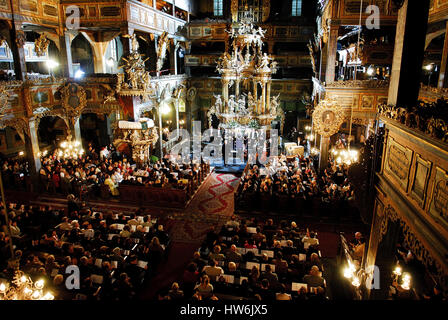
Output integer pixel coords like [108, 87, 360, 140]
[388, 0, 430, 106]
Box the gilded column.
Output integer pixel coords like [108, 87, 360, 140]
[235, 79, 240, 98]
[266, 80, 271, 113]
[253, 80, 258, 113]
[261, 80, 266, 114]
[222, 79, 229, 111]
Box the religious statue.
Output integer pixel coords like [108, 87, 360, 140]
[122, 33, 147, 52]
[213, 94, 223, 113]
[117, 33, 152, 92]
[247, 92, 256, 115]
[237, 95, 246, 114]
[156, 32, 170, 73]
[269, 94, 280, 117]
[34, 34, 50, 57]
[228, 95, 236, 114]
[259, 53, 272, 70]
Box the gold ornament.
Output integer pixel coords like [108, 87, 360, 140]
[34, 34, 50, 57]
[156, 32, 170, 73]
[16, 30, 26, 48]
[312, 98, 344, 137]
[0, 86, 10, 115]
[60, 82, 87, 123]
[117, 34, 152, 95]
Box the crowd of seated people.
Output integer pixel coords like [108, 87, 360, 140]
[157, 216, 328, 301]
[0, 200, 171, 300]
[23, 144, 210, 199]
[1, 159, 30, 190]
[236, 155, 355, 216]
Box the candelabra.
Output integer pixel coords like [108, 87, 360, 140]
[0, 270, 54, 300]
[59, 138, 84, 159]
[331, 148, 359, 166]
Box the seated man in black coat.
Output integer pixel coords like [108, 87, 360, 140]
[124, 255, 146, 288]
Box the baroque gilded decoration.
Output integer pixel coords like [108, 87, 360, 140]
[0, 118, 29, 142]
[261, 0, 270, 22]
[60, 82, 87, 122]
[117, 34, 152, 98]
[312, 98, 344, 137]
[0, 86, 10, 115]
[34, 34, 50, 57]
[383, 136, 413, 191]
[379, 205, 448, 292]
[208, 20, 282, 130]
[378, 100, 448, 143]
[113, 120, 159, 165]
[16, 30, 26, 48]
[231, 0, 238, 22]
[326, 80, 390, 89]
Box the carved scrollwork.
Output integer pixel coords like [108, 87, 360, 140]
[312, 98, 344, 137]
[379, 205, 448, 292]
[156, 32, 170, 73]
[378, 100, 448, 143]
[16, 30, 26, 48]
[261, 0, 271, 23]
[117, 35, 152, 96]
[34, 108, 68, 131]
[34, 34, 50, 57]
[325, 80, 390, 89]
[0, 86, 11, 115]
[60, 82, 87, 121]
[0, 118, 29, 142]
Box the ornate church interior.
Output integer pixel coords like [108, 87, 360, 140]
[0, 0, 447, 305]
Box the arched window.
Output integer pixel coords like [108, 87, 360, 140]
[292, 0, 302, 16]
[214, 0, 223, 17]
